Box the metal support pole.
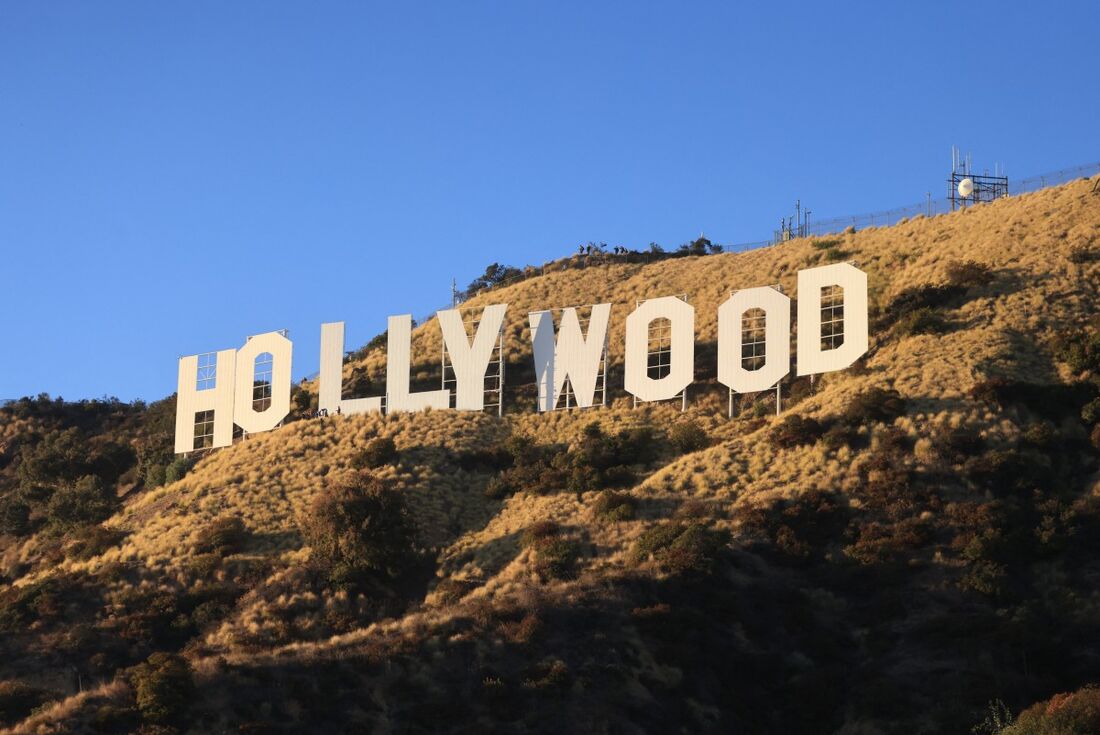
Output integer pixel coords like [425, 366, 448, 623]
[601, 337, 608, 407]
[498, 325, 505, 417]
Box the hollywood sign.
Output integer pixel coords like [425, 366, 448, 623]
[174, 263, 867, 454]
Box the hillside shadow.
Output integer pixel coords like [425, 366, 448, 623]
[437, 530, 524, 581]
[248, 530, 301, 554]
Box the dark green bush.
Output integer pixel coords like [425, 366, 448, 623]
[881, 284, 967, 326]
[46, 475, 116, 530]
[519, 521, 580, 580]
[484, 476, 516, 500]
[351, 436, 398, 469]
[821, 422, 861, 450]
[741, 490, 848, 562]
[532, 538, 581, 580]
[194, 516, 248, 556]
[592, 490, 636, 521]
[944, 259, 994, 288]
[566, 463, 601, 496]
[0, 498, 31, 536]
[631, 522, 727, 573]
[520, 520, 560, 549]
[17, 428, 90, 489]
[963, 449, 1040, 496]
[187, 553, 221, 578]
[895, 307, 949, 336]
[768, 415, 824, 448]
[191, 599, 233, 629]
[969, 377, 1094, 419]
[143, 462, 167, 488]
[843, 387, 907, 424]
[129, 652, 195, 724]
[298, 473, 416, 582]
[934, 426, 984, 463]
[163, 456, 192, 484]
[465, 262, 523, 294]
[669, 420, 709, 453]
[66, 525, 126, 561]
[844, 518, 930, 565]
[660, 524, 729, 574]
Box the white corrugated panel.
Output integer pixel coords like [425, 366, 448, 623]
[796, 263, 869, 376]
[529, 303, 610, 411]
[624, 296, 694, 403]
[386, 314, 449, 412]
[438, 303, 507, 411]
[718, 287, 791, 393]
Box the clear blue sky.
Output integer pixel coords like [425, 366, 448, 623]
[1, 3, 1097, 401]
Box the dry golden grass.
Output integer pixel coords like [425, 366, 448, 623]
[20, 176, 1099, 674]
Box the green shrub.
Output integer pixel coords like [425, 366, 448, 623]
[519, 521, 579, 580]
[768, 415, 824, 448]
[821, 422, 860, 450]
[895, 307, 948, 336]
[144, 463, 167, 488]
[191, 599, 233, 629]
[298, 473, 416, 582]
[632, 523, 685, 561]
[187, 553, 221, 578]
[484, 476, 516, 500]
[520, 520, 560, 549]
[66, 525, 126, 560]
[129, 652, 195, 724]
[0, 498, 31, 536]
[163, 456, 192, 484]
[843, 387, 906, 424]
[532, 538, 581, 580]
[844, 518, 930, 565]
[669, 420, 709, 453]
[351, 436, 398, 469]
[934, 426, 984, 463]
[1004, 686, 1100, 734]
[519, 521, 580, 580]
[46, 475, 116, 530]
[17, 428, 90, 489]
[661, 524, 729, 574]
[945, 259, 994, 288]
[592, 490, 636, 521]
[631, 522, 727, 573]
[881, 284, 967, 326]
[566, 463, 601, 495]
[742, 490, 848, 562]
[194, 516, 248, 556]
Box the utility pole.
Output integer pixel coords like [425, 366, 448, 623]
[451, 278, 458, 308]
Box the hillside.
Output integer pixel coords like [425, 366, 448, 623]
[2, 176, 1100, 734]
